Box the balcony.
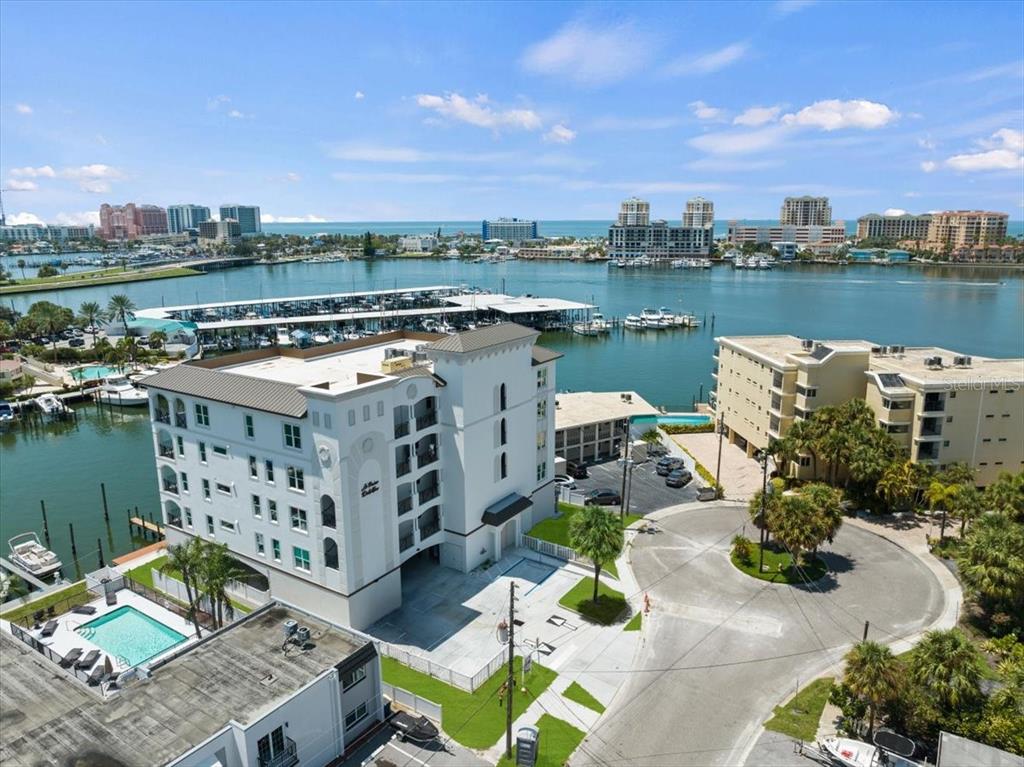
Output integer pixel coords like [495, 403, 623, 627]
[394, 421, 410, 439]
[398, 496, 414, 515]
[399, 533, 415, 552]
[419, 521, 441, 539]
[418, 485, 440, 504]
[416, 411, 438, 430]
[161, 480, 179, 495]
[922, 394, 945, 413]
[154, 410, 170, 425]
[920, 418, 943, 438]
[417, 448, 438, 469]
[174, 413, 187, 429]
[396, 461, 411, 477]
[158, 444, 175, 459]
[258, 738, 298, 767]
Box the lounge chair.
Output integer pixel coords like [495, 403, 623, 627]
[105, 591, 117, 606]
[59, 648, 83, 668]
[75, 649, 100, 670]
[32, 609, 45, 628]
[71, 605, 97, 615]
[40, 620, 58, 638]
[46, 605, 56, 618]
[87, 665, 105, 686]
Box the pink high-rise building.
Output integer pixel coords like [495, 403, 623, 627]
[98, 203, 168, 239]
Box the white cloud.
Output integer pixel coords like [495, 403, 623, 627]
[354, 90, 365, 100]
[689, 100, 725, 120]
[980, 128, 1024, 152]
[774, 0, 817, 14]
[943, 128, 1024, 172]
[689, 125, 790, 155]
[686, 157, 783, 172]
[14, 103, 32, 115]
[53, 211, 100, 226]
[521, 20, 654, 86]
[10, 165, 56, 178]
[903, 191, 921, 198]
[664, 42, 749, 76]
[780, 99, 899, 131]
[207, 95, 231, 111]
[284, 172, 301, 182]
[5, 179, 37, 191]
[59, 164, 124, 193]
[227, 109, 250, 119]
[261, 214, 326, 224]
[415, 93, 541, 131]
[543, 124, 577, 144]
[7, 212, 44, 225]
[883, 208, 908, 216]
[733, 105, 781, 126]
[920, 160, 938, 173]
[917, 136, 937, 150]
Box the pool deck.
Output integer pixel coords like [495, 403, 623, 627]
[15, 589, 198, 676]
[554, 389, 658, 430]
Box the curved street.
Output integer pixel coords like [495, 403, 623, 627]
[575, 502, 947, 767]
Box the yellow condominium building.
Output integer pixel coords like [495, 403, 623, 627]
[925, 210, 1008, 249]
[711, 336, 1023, 486]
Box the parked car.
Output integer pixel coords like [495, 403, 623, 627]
[553, 474, 576, 489]
[697, 487, 719, 501]
[585, 488, 622, 506]
[565, 461, 588, 479]
[665, 469, 693, 488]
[68, 337, 85, 347]
[655, 456, 684, 476]
[648, 443, 669, 458]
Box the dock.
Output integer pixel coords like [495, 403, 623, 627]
[0, 556, 54, 591]
[129, 516, 165, 537]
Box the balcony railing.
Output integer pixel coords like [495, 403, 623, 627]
[923, 397, 945, 413]
[920, 422, 943, 438]
[419, 522, 440, 539]
[396, 460, 411, 477]
[395, 421, 410, 439]
[167, 514, 183, 529]
[161, 480, 179, 495]
[154, 411, 170, 424]
[258, 738, 298, 767]
[418, 485, 440, 504]
[398, 497, 414, 515]
[399, 534, 415, 552]
[416, 412, 438, 430]
[158, 445, 175, 459]
[417, 449, 438, 468]
[174, 413, 187, 429]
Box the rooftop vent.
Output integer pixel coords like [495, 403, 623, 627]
[621, 393, 633, 403]
[801, 339, 814, 351]
[925, 356, 943, 368]
[871, 346, 883, 355]
[953, 355, 972, 367]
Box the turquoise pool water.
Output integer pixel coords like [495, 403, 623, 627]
[76, 605, 187, 666]
[70, 365, 117, 382]
[632, 413, 712, 426]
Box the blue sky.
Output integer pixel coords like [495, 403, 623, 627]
[2, 0, 1022, 225]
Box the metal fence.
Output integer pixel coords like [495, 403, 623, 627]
[383, 683, 443, 723]
[378, 641, 507, 693]
[123, 575, 217, 633]
[8, 622, 114, 695]
[4, 588, 95, 628]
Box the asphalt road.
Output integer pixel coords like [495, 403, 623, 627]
[574, 502, 946, 767]
[571, 457, 699, 514]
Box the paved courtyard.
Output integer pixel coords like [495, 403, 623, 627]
[671, 432, 767, 500]
[576, 501, 948, 767]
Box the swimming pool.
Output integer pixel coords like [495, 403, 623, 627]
[632, 413, 712, 426]
[76, 606, 187, 666]
[70, 365, 118, 382]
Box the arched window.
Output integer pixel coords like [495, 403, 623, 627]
[164, 500, 183, 528]
[500, 418, 507, 446]
[500, 452, 508, 479]
[320, 494, 337, 529]
[324, 538, 339, 570]
[499, 383, 507, 411]
[154, 394, 170, 423]
[173, 398, 187, 428]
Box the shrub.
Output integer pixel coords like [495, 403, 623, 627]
[732, 535, 753, 565]
[661, 422, 715, 434]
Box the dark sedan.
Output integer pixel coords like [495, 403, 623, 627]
[655, 457, 685, 476]
[665, 469, 693, 488]
[585, 488, 622, 506]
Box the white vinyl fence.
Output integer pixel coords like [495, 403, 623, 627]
[383, 683, 443, 723]
[151, 569, 270, 618]
[378, 641, 507, 693]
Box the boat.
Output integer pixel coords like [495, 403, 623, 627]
[8, 532, 62, 579]
[819, 734, 923, 767]
[640, 308, 669, 329]
[624, 314, 645, 329]
[34, 393, 68, 420]
[572, 322, 600, 336]
[95, 374, 149, 407]
[0, 400, 15, 426]
[757, 256, 774, 270]
[275, 329, 293, 347]
[591, 312, 611, 332]
[312, 332, 331, 345]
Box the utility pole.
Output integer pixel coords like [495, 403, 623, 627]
[618, 430, 631, 522]
[714, 415, 725, 499]
[505, 580, 516, 759]
[758, 448, 769, 573]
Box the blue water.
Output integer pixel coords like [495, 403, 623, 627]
[634, 414, 712, 426]
[77, 605, 187, 666]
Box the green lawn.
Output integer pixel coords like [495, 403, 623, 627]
[731, 542, 827, 585]
[124, 554, 176, 588]
[559, 577, 628, 625]
[381, 655, 557, 749]
[764, 677, 834, 741]
[0, 266, 201, 295]
[527, 502, 641, 579]
[496, 714, 587, 767]
[562, 681, 605, 714]
[623, 612, 642, 632]
[0, 581, 91, 624]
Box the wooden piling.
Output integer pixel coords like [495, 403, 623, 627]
[101, 482, 109, 522]
[40, 500, 50, 546]
[97, 538, 105, 568]
[68, 522, 77, 557]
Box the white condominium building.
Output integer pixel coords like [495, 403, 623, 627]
[726, 222, 847, 255]
[780, 196, 832, 226]
[144, 324, 559, 630]
[617, 197, 651, 226]
[683, 197, 714, 228]
[856, 213, 932, 242]
[712, 335, 1023, 486]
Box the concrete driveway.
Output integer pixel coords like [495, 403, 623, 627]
[575, 502, 946, 767]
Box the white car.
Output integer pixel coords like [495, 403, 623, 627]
[554, 474, 576, 489]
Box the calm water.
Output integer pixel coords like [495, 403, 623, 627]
[2, 258, 1022, 567]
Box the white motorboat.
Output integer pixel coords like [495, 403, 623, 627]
[0, 400, 15, 425]
[312, 332, 331, 345]
[640, 308, 669, 329]
[96, 374, 149, 407]
[34, 393, 67, 420]
[819, 735, 923, 767]
[8, 532, 62, 579]
[590, 312, 611, 332]
[757, 256, 774, 269]
[572, 322, 600, 336]
[624, 314, 645, 329]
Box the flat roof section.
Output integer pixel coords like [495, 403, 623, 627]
[716, 335, 874, 368]
[445, 293, 594, 314]
[0, 603, 370, 767]
[555, 390, 659, 430]
[870, 347, 1024, 385]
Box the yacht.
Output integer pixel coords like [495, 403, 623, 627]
[0, 400, 15, 426]
[757, 256, 774, 270]
[640, 308, 669, 329]
[8, 532, 62, 579]
[658, 307, 681, 325]
[312, 332, 331, 345]
[96, 374, 149, 407]
[572, 321, 600, 336]
[275, 329, 293, 347]
[590, 312, 611, 332]
[624, 314, 645, 329]
[34, 393, 67, 420]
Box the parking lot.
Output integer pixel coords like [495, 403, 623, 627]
[567, 453, 700, 514]
[347, 725, 490, 767]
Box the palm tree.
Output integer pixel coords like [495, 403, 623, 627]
[16, 258, 25, 279]
[958, 513, 1024, 616]
[842, 640, 901, 736]
[803, 482, 844, 546]
[30, 302, 67, 355]
[786, 418, 818, 479]
[925, 480, 960, 542]
[148, 329, 167, 350]
[907, 629, 984, 711]
[117, 337, 140, 368]
[106, 294, 137, 334]
[78, 301, 102, 347]
[569, 506, 625, 602]
[877, 460, 923, 513]
[982, 471, 1024, 522]
[952, 485, 983, 535]
[162, 541, 204, 638]
[196, 541, 248, 629]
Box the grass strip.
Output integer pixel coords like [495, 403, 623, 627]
[763, 677, 834, 741]
[562, 681, 606, 714]
[496, 714, 586, 767]
[558, 577, 627, 625]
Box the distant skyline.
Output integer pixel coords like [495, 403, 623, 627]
[2, 1, 1022, 227]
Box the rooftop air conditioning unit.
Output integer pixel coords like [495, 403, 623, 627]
[892, 345, 905, 355]
[926, 356, 943, 368]
[801, 339, 814, 351]
[871, 346, 883, 355]
[962, 356, 971, 367]
[623, 393, 633, 403]
[296, 626, 311, 644]
[283, 619, 298, 640]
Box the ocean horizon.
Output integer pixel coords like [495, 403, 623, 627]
[264, 219, 1024, 239]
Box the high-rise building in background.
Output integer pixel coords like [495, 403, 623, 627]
[617, 197, 650, 226]
[856, 213, 932, 241]
[98, 203, 168, 239]
[167, 204, 212, 233]
[727, 221, 848, 255]
[219, 204, 261, 236]
[924, 210, 1008, 249]
[199, 219, 242, 245]
[683, 197, 714, 228]
[780, 196, 832, 226]
[481, 218, 539, 244]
